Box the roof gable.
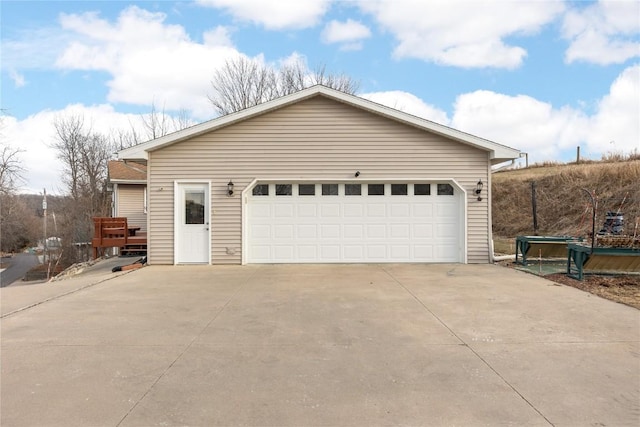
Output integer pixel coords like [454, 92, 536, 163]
[118, 85, 520, 164]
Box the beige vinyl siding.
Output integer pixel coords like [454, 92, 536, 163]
[116, 184, 147, 232]
[148, 96, 490, 265]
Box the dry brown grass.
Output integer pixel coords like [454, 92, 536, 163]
[493, 160, 640, 239]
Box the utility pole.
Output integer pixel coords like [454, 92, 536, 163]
[43, 189, 47, 263]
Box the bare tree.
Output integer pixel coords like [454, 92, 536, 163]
[52, 115, 113, 203]
[0, 194, 40, 252]
[0, 143, 25, 195]
[172, 108, 193, 134]
[142, 101, 193, 140]
[278, 61, 359, 96]
[209, 57, 359, 116]
[79, 133, 113, 215]
[51, 115, 115, 258]
[208, 57, 277, 115]
[111, 126, 141, 150]
[0, 113, 35, 252]
[112, 102, 194, 150]
[52, 115, 85, 200]
[0, 114, 25, 194]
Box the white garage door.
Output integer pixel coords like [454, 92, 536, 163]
[246, 182, 463, 263]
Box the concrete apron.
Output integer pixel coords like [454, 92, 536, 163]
[1, 263, 638, 427]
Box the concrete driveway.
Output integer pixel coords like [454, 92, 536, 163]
[1, 263, 638, 426]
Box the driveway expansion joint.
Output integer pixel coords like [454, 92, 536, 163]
[1, 270, 134, 319]
[380, 265, 555, 427]
[114, 267, 261, 427]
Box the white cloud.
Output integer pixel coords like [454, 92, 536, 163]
[0, 26, 77, 71]
[360, 91, 449, 124]
[2, 104, 148, 195]
[586, 64, 640, 155]
[322, 19, 371, 50]
[452, 91, 588, 159]
[563, 0, 640, 65]
[54, 6, 242, 120]
[196, 0, 331, 30]
[450, 64, 640, 161]
[358, 0, 564, 69]
[8, 69, 26, 88]
[203, 26, 235, 47]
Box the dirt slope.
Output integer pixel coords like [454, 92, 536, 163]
[492, 160, 640, 239]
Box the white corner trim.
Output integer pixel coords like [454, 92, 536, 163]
[241, 178, 259, 265]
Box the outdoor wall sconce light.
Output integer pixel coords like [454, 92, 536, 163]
[355, 171, 361, 178]
[227, 180, 234, 196]
[475, 179, 484, 201]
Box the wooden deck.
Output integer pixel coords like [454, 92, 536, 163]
[92, 217, 147, 259]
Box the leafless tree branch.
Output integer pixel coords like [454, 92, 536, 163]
[209, 57, 359, 116]
[0, 113, 26, 194]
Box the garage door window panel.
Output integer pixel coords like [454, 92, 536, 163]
[437, 184, 454, 195]
[298, 184, 315, 196]
[252, 184, 269, 196]
[322, 184, 338, 196]
[345, 184, 361, 196]
[368, 184, 385, 196]
[276, 184, 292, 196]
[391, 184, 408, 195]
[414, 184, 431, 195]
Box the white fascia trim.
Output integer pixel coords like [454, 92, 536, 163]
[241, 177, 469, 265]
[117, 146, 148, 161]
[118, 86, 520, 161]
[109, 179, 147, 185]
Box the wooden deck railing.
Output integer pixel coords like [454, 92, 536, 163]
[92, 217, 147, 259]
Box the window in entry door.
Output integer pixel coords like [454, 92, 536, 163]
[185, 191, 205, 224]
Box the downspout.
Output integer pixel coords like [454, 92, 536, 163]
[112, 183, 118, 217]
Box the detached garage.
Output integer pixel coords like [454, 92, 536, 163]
[118, 85, 520, 265]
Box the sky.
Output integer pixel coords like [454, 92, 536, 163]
[1, 0, 639, 194]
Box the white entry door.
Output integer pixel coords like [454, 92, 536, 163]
[176, 183, 210, 264]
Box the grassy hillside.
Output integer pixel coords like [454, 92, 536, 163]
[492, 160, 640, 239]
